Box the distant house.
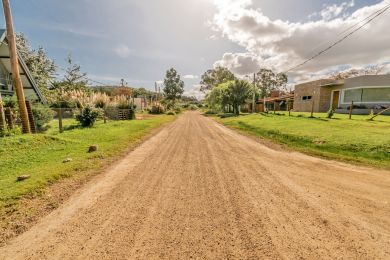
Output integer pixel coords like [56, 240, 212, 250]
[0, 29, 45, 102]
[294, 75, 390, 114]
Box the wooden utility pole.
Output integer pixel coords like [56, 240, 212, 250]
[2, 0, 30, 133]
[252, 73, 256, 113]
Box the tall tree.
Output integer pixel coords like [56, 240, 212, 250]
[163, 68, 184, 103]
[206, 81, 231, 111]
[227, 80, 253, 115]
[200, 66, 235, 92]
[206, 79, 253, 115]
[53, 54, 88, 91]
[16, 33, 56, 93]
[255, 69, 288, 98]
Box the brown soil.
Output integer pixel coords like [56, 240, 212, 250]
[1, 111, 389, 259]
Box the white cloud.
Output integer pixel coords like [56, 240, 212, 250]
[211, 0, 390, 82]
[183, 74, 199, 79]
[184, 85, 205, 100]
[310, 1, 355, 21]
[114, 44, 133, 58]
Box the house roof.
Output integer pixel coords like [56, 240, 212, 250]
[0, 29, 46, 103]
[258, 93, 294, 103]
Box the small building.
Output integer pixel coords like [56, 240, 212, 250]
[294, 75, 390, 113]
[0, 29, 45, 102]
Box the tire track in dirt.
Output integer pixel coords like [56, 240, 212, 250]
[0, 111, 389, 259]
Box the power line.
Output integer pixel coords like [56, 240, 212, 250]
[304, 3, 390, 57]
[54, 66, 112, 86]
[285, 3, 390, 73]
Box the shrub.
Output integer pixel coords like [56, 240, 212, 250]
[0, 126, 21, 137]
[218, 113, 236, 119]
[326, 109, 334, 119]
[32, 104, 54, 132]
[2, 96, 17, 108]
[113, 95, 136, 109]
[204, 110, 217, 115]
[166, 111, 176, 115]
[75, 106, 102, 127]
[149, 104, 165, 114]
[173, 106, 182, 114]
[189, 105, 198, 111]
[92, 92, 111, 108]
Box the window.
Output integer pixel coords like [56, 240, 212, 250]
[301, 95, 312, 101]
[362, 88, 390, 102]
[343, 87, 390, 103]
[343, 89, 362, 103]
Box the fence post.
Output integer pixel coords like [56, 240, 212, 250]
[0, 94, 5, 131]
[5, 107, 13, 129]
[310, 99, 315, 118]
[349, 101, 354, 120]
[58, 108, 63, 133]
[25, 101, 36, 134]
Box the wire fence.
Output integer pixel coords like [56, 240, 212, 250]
[0, 105, 137, 135]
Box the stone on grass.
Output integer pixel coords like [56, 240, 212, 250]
[17, 175, 31, 182]
[63, 158, 73, 163]
[88, 145, 98, 153]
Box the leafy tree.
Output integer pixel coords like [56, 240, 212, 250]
[255, 69, 288, 98]
[206, 79, 253, 115]
[206, 81, 231, 111]
[16, 33, 56, 93]
[227, 80, 253, 115]
[52, 55, 88, 91]
[200, 66, 235, 92]
[163, 68, 184, 103]
[133, 87, 154, 100]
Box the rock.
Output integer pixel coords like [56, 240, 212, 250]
[17, 175, 31, 181]
[88, 145, 98, 153]
[63, 158, 72, 163]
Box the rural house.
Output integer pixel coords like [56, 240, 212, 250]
[0, 29, 45, 102]
[294, 75, 390, 114]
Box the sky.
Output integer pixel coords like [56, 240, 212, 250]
[0, 0, 389, 98]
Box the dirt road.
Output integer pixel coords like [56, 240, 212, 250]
[1, 112, 390, 259]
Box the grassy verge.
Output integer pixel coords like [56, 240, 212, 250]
[0, 115, 176, 208]
[214, 112, 390, 169]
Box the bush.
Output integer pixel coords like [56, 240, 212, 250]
[166, 111, 176, 115]
[32, 104, 54, 132]
[113, 95, 136, 110]
[189, 105, 198, 111]
[2, 96, 17, 108]
[0, 126, 21, 137]
[149, 104, 165, 114]
[218, 113, 236, 119]
[327, 109, 334, 119]
[75, 106, 102, 127]
[173, 106, 182, 114]
[204, 110, 217, 115]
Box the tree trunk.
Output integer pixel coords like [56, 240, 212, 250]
[234, 104, 240, 115]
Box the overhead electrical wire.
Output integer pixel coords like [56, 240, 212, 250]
[284, 3, 390, 73]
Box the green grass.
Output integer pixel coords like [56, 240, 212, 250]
[215, 111, 390, 168]
[0, 115, 176, 207]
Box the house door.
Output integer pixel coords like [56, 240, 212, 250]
[332, 91, 340, 109]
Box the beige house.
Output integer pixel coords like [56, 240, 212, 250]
[294, 75, 390, 114]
